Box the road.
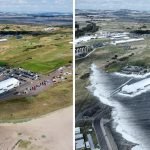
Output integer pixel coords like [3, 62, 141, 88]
[0, 65, 72, 101]
[93, 117, 118, 150]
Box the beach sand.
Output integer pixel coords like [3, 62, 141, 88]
[0, 106, 73, 150]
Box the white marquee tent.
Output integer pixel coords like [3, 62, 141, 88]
[0, 78, 20, 94]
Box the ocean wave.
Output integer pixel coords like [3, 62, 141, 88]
[114, 72, 150, 79]
[89, 63, 149, 150]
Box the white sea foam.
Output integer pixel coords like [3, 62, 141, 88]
[112, 103, 148, 148]
[89, 64, 114, 106]
[112, 105, 139, 142]
[114, 72, 150, 79]
[89, 64, 149, 150]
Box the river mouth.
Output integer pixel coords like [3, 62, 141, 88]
[89, 64, 150, 150]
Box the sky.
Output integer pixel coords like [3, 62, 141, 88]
[76, 0, 150, 12]
[0, 0, 72, 13]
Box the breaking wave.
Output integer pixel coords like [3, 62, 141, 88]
[89, 64, 150, 150]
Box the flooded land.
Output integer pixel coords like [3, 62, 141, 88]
[75, 9, 150, 150]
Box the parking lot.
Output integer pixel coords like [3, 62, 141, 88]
[0, 65, 72, 101]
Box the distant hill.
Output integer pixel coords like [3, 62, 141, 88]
[0, 12, 73, 26]
[0, 12, 72, 17]
[76, 9, 150, 23]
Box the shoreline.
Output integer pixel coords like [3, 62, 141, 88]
[90, 63, 137, 150]
[75, 57, 135, 150]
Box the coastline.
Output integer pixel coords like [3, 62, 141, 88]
[90, 63, 138, 150]
[75, 56, 135, 150]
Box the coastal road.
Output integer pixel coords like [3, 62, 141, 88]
[93, 117, 118, 150]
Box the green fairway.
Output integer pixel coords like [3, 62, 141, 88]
[0, 25, 72, 74]
[0, 24, 72, 121]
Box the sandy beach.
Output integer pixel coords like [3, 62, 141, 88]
[0, 106, 73, 150]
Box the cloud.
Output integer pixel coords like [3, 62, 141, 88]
[42, 0, 46, 3]
[0, 0, 72, 13]
[17, 0, 28, 4]
[76, 0, 150, 11]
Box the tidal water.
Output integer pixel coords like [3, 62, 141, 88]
[89, 64, 150, 150]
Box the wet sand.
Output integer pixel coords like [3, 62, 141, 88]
[0, 106, 73, 150]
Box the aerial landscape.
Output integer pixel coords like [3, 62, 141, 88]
[0, 0, 73, 149]
[75, 0, 150, 150]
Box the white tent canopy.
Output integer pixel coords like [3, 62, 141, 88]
[0, 78, 20, 94]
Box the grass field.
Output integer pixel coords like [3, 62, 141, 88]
[0, 78, 72, 122]
[0, 24, 72, 121]
[0, 25, 72, 74]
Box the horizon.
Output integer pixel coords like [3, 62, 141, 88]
[75, 8, 150, 13]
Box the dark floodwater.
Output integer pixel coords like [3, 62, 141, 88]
[90, 64, 150, 150]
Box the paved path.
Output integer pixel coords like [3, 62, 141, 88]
[0, 65, 72, 101]
[93, 117, 118, 150]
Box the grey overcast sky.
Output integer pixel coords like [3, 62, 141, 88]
[0, 0, 72, 13]
[76, 0, 150, 11]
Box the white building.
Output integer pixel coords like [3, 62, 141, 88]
[0, 78, 20, 94]
[75, 139, 85, 150]
[75, 134, 83, 140]
[75, 127, 81, 134]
